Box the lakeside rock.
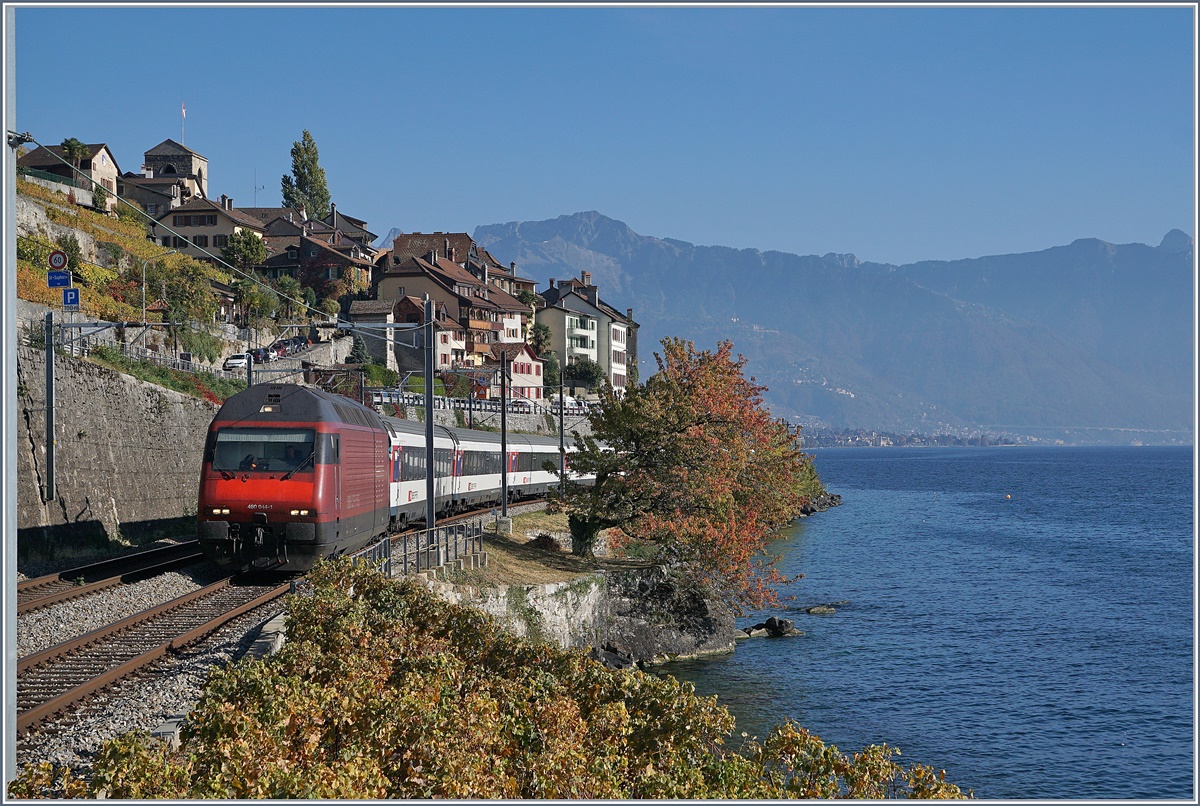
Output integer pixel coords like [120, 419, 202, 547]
[799, 493, 843, 517]
[739, 615, 803, 639]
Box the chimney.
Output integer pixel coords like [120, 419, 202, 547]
[444, 238, 450, 258]
[220, 193, 228, 209]
[143, 165, 153, 179]
[580, 271, 592, 287]
[330, 201, 336, 219]
[451, 246, 458, 263]
[627, 307, 634, 322]
[549, 278, 556, 289]
[510, 261, 516, 272]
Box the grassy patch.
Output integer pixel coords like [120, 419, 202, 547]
[87, 345, 245, 404]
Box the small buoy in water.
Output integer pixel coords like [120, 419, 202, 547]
[1006, 494, 1011, 499]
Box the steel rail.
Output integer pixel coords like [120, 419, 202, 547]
[17, 584, 289, 736]
[18, 541, 204, 614]
[16, 579, 291, 736]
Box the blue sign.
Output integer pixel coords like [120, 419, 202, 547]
[62, 287, 80, 310]
[47, 270, 71, 288]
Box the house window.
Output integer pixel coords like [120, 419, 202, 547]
[173, 215, 187, 226]
[146, 204, 157, 215]
[193, 235, 208, 248]
[213, 234, 228, 248]
[287, 249, 298, 259]
[161, 236, 171, 247]
[535, 365, 541, 376]
[171, 236, 189, 248]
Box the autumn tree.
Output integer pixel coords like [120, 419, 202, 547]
[557, 338, 825, 609]
[281, 129, 331, 220]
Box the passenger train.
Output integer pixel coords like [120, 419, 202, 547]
[196, 383, 582, 572]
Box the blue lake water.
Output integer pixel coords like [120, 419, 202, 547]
[660, 446, 1194, 799]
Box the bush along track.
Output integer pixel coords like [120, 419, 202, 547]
[9, 559, 969, 799]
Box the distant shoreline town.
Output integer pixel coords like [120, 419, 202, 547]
[797, 426, 1192, 449]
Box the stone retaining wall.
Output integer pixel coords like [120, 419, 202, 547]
[15, 343, 218, 564]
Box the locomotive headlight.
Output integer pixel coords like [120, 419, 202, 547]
[290, 508, 311, 516]
[211, 507, 230, 515]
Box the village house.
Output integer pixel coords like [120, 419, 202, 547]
[490, 342, 545, 402]
[538, 270, 637, 396]
[152, 195, 265, 264]
[374, 253, 527, 367]
[18, 142, 122, 211]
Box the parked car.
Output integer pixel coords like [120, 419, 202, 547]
[223, 353, 250, 371]
[250, 347, 270, 364]
[271, 341, 289, 358]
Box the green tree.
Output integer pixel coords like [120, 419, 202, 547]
[557, 338, 823, 608]
[221, 229, 267, 273]
[563, 357, 605, 392]
[274, 275, 303, 320]
[529, 322, 553, 356]
[280, 130, 331, 219]
[347, 334, 370, 364]
[541, 351, 561, 387]
[60, 137, 88, 171]
[233, 278, 278, 326]
[320, 296, 342, 318]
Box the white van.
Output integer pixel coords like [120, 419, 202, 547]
[223, 353, 250, 371]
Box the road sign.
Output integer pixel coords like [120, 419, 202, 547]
[47, 270, 71, 288]
[62, 287, 80, 311]
[48, 250, 68, 270]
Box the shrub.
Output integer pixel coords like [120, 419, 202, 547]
[6, 561, 968, 799]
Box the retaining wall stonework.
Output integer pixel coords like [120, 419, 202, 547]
[15, 344, 218, 563]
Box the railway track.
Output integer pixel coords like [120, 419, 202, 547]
[16, 577, 290, 737]
[17, 541, 206, 615]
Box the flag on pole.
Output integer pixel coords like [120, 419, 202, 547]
[181, 101, 186, 119]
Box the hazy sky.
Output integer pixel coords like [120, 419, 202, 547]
[8, 3, 1196, 265]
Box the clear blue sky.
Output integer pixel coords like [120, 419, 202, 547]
[9, 4, 1196, 265]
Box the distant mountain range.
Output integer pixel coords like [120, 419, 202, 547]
[470, 212, 1193, 442]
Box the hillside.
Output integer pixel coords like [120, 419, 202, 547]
[474, 213, 1193, 442]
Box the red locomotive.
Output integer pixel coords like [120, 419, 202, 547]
[197, 384, 391, 572]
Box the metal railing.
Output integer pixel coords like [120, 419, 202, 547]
[18, 166, 87, 189]
[368, 388, 591, 418]
[391, 522, 483, 578]
[350, 537, 392, 578]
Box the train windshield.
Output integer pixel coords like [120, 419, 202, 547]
[211, 428, 316, 473]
